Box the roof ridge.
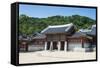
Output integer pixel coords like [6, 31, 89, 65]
[41, 23, 73, 33]
[48, 23, 73, 28]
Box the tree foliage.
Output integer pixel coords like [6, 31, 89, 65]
[19, 14, 95, 36]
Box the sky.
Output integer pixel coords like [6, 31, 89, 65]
[19, 4, 96, 20]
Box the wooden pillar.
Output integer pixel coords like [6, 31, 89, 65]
[22, 42, 28, 52]
[64, 41, 67, 51]
[44, 41, 47, 51]
[26, 44, 28, 52]
[50, 41, 53, 51]
[81, 38, 84, 48]
[57, 41, 61, 51]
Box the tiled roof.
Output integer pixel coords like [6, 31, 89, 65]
[87, 25, 96, 36]
[33, 34, 46, 39]
[41, 23, 75, 34]
[71, 32, 86, 38]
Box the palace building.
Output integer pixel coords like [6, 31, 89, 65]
[19, 23, 96, 52]
[40, 23, 95, 52]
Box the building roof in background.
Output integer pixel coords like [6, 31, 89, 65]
[41, 23, 75, 34]
[69, 32, 92, 39]
[70, 32, 86, 38]
[79, 29, 91, 33]
[33, 34, 46, 39]
[87, 25, 96, 36]
[78, 24, 96, 36]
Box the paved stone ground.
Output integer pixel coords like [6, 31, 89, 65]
[19, 51, 96, 64]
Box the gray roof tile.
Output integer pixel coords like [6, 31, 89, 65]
[33, 34, 46, 39]
[41, 23, 74, 34]
[87, 26, 96, 36]
[71, 32, 86, 38]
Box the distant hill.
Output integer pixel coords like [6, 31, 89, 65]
[19, 14, 95, 36]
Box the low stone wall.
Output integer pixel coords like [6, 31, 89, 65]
[73, 48, 85, 52]
[28, 45, 44, 51]
[73, 48, 95, 52]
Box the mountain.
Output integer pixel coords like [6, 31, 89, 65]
[19, 14, 95, 36]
